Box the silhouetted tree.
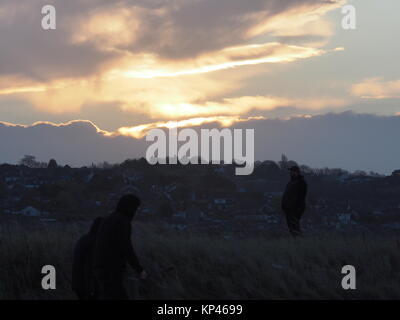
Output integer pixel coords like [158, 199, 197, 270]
[279, 154, 289, 170]
[254, 161, 281, 179]
[391, 170, 400, 176]
[48, 159, 58, 169]
[96, 161, 113, 169]
[19, 155, 46, 168]
[353, 170, 367, 177]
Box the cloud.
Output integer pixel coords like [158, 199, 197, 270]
[0, 56, 349, 119]
[1, 112, 399, 174]
[130, 95, 349, 120]
[0, 72, 349, 121]
[0, 0, 346, 123]
[351, 78, 400, 99]
[0, 89, 349, 140]
[241, 112, 400, 174]
[119, 43, 328, 79]
[0, 0, 117, 81]
[117, 116, 265, 138]
[0, 40, 339, 117]
[245, 0, 344, 47]
[0, 72, 241, 115]
[123, 0, 344, 59]
[0, 120, 147, 166]
[0, 0, 344, 79]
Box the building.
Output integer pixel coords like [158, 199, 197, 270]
[337, 213, 352, 224]
[392, 170, 400, 176]
[15, 206, 42, 217]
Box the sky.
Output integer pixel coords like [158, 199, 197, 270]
[0, 0, 399, 172]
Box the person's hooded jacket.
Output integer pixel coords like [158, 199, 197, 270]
[93, 195, 144, 282]
[281, 175, 308, 213]
[72, 217, 104, 299]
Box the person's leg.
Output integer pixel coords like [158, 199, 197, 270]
[286, 212, 295, 236]
[105, 281, 129, 300]
[286, 211, 302, 237]
[97, 275, 129, 300]
[116, 283, 129, 300]
[76, 291, 85, 300]
[295, 209, 305, 237]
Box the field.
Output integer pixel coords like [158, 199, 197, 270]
[0, 221, 399, 300]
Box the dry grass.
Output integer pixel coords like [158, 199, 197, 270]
[0, 222, 399, 300]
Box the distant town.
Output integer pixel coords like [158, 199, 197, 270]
[1, 154, 400, 237]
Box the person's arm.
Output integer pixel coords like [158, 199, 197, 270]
[303, 182, 308, 201]
[296, 181, 307, 207]
[127, 240, 144, 273]
[121, 223, 144, 273]
[281, 185, 289, 211]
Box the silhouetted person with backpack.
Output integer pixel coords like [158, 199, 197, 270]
[93, 194, 147, 300]
[282, 166, 308, 237]
[72, 217, 104, 300]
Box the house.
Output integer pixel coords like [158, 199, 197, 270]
[264, 191, 283, 198]
[260, 204, 275, 214]
[170, 224, 188, 231]
[40, 218, 57, 223]
[185, 205, 205, 222]
[372, 210, 383, 217]
[383, 223, 400, 230]
[234, 214, 277, 223]
[337, 213, 352, 224]
[15, 206, 42, 217]
[214, 198, 227, 205]
[391, 170, 400, 176]
[173, 211, 187, 219]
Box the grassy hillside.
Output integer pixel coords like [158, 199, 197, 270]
[0, 222, 399, 300]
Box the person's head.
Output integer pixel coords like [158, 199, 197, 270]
[288, 165, 301, 179]
[116, 194, 141, 219]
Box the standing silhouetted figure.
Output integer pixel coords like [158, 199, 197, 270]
[282, 166, 308, 237]
[72, 217, 104, 300]
[93, 194, 147, 300]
